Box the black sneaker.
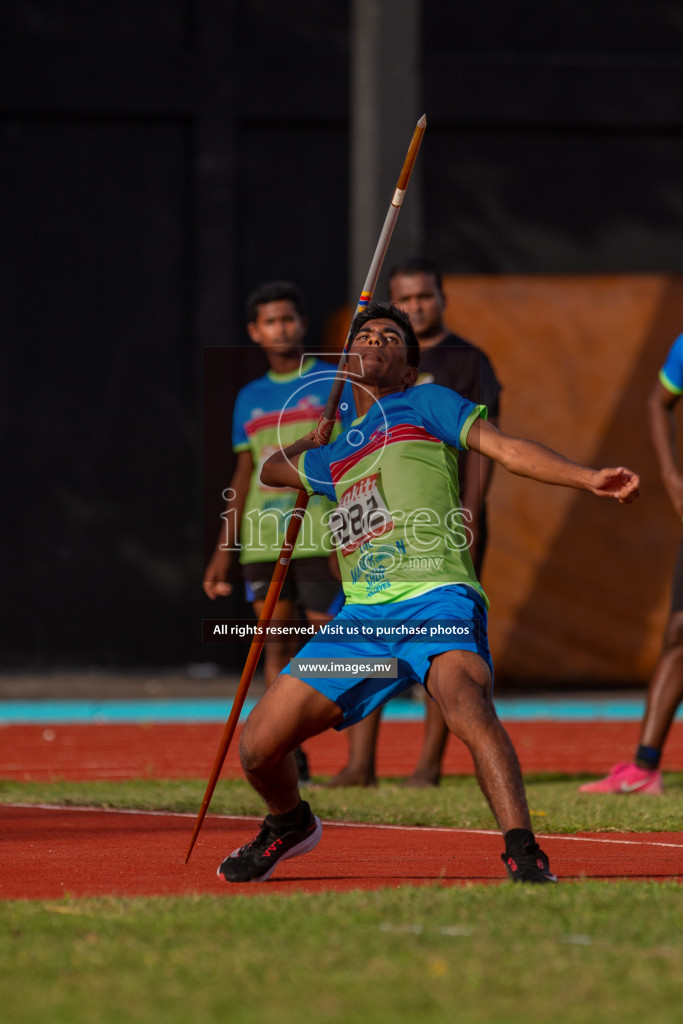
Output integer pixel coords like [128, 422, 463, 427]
[217, 802, 322, 883]
[294, 746, 311, 784]
[501, 840, 558, 883]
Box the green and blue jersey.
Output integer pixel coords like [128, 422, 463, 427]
[298, 383, 488, 605]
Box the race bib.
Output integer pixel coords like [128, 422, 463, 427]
[329, 473, 394, 555]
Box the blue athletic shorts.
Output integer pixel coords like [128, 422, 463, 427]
[282, 584, 492, 729]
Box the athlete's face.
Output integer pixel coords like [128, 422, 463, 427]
[388, 271, 445, 341]
[247, 299, 306, 355]
[347, 318, 417, 390]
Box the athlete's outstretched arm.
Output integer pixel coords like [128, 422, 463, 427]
[467, 419, 640, 503]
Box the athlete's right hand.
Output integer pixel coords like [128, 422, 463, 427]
[312, 416, 334, 446]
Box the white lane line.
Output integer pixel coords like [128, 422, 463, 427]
[536, 833, 683, 849]
[330, 822, 683, 849]
[3, 803, 682, 849]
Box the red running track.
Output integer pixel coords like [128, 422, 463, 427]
[1, 720, 682, 781]
[1, 720, 681, 897]
[1, 805, 681, 900]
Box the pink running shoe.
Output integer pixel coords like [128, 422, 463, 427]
[578, 762, 664, 794]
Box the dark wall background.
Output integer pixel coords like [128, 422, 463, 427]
[2, 1, 683, 668]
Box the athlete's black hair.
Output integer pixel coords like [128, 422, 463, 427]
[348, 301, 420, 368]
[246, 281, 307, 322]
[388, 256, 443, 295]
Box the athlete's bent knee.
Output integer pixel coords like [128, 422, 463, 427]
[238, 727, 281, 776]
[436, 677, 499, 744]
[237, 723, 261, 774]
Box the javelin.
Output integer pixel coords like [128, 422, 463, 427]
[185, 114, 426, 864]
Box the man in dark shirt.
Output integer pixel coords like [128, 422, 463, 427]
[328, 257, 502, 787]
[396, 258, 502, 573]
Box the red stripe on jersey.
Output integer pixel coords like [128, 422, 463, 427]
[330, 423, 441, 483]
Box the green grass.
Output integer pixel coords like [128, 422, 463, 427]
[1, 886, 682, 1024]
[2, 772, 682, 832]
[2, 776, 682, 1023]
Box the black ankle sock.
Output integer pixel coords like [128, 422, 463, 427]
[267, 800, 309, 831]
[504, 828, 535, 854]
[635, 745, 661, 770]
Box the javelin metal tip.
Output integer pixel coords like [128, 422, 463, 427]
[417, 114, 427, 127]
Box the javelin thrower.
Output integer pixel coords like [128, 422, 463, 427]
[186, 116, 427, 863]
[216, 296, 639, 884]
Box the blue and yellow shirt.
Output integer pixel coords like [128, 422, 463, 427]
[659, 333, 683, 395]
